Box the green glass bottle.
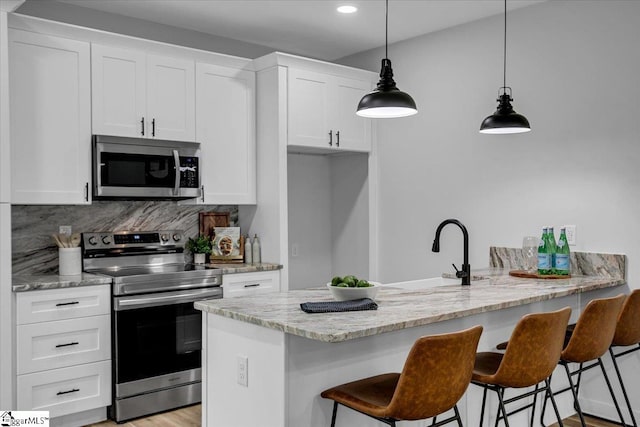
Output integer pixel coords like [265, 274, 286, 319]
[555, 227, 571, 275]
[537, 227, 551, 275]
[547, 226, 557, 274]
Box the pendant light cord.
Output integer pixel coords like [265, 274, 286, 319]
[385, 0, 389, 59]
[503, 0, 507, 90]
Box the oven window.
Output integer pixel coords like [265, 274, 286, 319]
[101, 152, 175, 187]
[115, 302, 201, 384]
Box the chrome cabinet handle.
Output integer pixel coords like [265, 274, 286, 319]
[244, 283, 260, 288]
[336, 131, 340, 147]
[201, 185, 205, 203]
[152, 118, 156, 137]
[328, 130, 333, 146]
[84, 182, 89, 201]
[141, 117, 145, 136]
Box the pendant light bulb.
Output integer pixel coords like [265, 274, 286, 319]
[356, 0, 417, 119]
[479, 0, 530, 134]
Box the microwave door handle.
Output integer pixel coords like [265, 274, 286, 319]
[172, 149, 181, 196]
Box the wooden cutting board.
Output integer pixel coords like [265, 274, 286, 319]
[509, 270, 571, 279]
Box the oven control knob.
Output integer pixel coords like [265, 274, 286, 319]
[88, 236, 98, 246]
[101, 236, 112, 245]
[172, 234, 181, 242]
[160, 234, 169, 242]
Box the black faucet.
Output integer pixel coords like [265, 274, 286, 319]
[432, 219, 471, 286]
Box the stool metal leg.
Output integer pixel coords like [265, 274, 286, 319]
[563, 362, 587, 427]
[496, 386, 511, 427]
[597, 357, 626, 426]
[479, 386, 489, 427]
[544, 377, 564, 427]
[330, 401, 338, 427]
[610, 347, 639, 427]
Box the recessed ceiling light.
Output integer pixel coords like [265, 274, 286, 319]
[337, 5, 358, 14]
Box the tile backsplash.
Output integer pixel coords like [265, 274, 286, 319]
[12, 201, 238, 274]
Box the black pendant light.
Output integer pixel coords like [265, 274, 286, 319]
[479, 0, 530, 134]
[356, 0, 417, 118]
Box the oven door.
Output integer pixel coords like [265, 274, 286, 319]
[113, 287, 221, 398]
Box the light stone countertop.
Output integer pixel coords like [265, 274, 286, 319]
[194, 269, 626, 343]
[12, 262, 282, 292]
[12, 273, 113, 292]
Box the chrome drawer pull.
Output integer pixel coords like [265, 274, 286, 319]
[56, 388, 79, 396]
[55, 342, 79, 348]
[55, 301, 79, 307]
[244, 283, 260, 288]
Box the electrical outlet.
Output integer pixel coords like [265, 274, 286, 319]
[237, 355, 248, 387]
[565, 225, 577, 246]
[291, 243, 299, 257]
[59, 225, 72, 236]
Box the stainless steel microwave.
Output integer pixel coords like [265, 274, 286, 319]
[92, 135, 202, 200]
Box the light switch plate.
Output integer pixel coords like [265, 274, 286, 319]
[237, 355, 248, 387]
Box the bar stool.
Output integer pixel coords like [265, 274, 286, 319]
[472, 307, 572, 427]
[541, 294, 626, 427]
[320, 325, 483, 427]
[607, 290, 640, 427]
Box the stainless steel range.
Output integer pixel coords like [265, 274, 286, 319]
[82, 230, 222, 423]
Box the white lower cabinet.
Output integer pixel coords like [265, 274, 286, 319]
[222, 270, 280, 297]
[17, 360, 111, 419]
[15, 285, 111, 423]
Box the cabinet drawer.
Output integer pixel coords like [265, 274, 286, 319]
[17, 360, 111, 418]
[17, 315, 110, 375]
[222, 271, 280, 297]
[16, 285, 110, 324]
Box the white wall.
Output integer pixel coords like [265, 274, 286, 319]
[339, 0, 640, 284]
[287, 152, 370, 288]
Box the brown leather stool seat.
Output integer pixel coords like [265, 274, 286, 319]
[320, 325, 483, 427]
[471, 307, 572, 427]
[607, 290, 640, 427]
[540, 294, 626, 427]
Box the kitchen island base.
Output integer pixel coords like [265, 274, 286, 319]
[200, 283, 627, 426]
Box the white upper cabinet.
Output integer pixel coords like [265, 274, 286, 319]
[288, 68, 371, 153]
[91, 44, 195, 141]
[195, 63, 256, 204]
[9, 29, 91, 204]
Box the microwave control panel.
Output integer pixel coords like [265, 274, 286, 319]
[180, 157, 199, 188]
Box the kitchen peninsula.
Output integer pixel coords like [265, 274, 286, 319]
[195, 257, 627, 427]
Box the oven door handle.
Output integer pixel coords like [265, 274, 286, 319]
[114, 288, 222, 311]
[172, 149, 181, 196]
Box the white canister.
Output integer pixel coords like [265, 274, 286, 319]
[59, 247, 82, 276]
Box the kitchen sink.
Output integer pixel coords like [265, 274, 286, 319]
[383, 277, 462, 290]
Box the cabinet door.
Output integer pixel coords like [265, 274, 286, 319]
[9, 30, 91, 204]
[196, 63, 255, 204]
[147, 55, 195, 141]
[91, 44, 146, 138]
[332, 77, 372, 152]
[288, 68, 333, 150]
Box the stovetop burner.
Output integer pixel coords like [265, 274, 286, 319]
[82, 230, 222, 295]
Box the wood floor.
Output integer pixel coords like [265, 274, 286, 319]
[553, 414, 623, 427]
[85, 405, 619, 426]
[86, 405, 200, 427]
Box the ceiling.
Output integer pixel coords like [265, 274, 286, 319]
[56, 0, 545, 61]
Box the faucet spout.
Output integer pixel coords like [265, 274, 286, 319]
[432, 219, 471, 285]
